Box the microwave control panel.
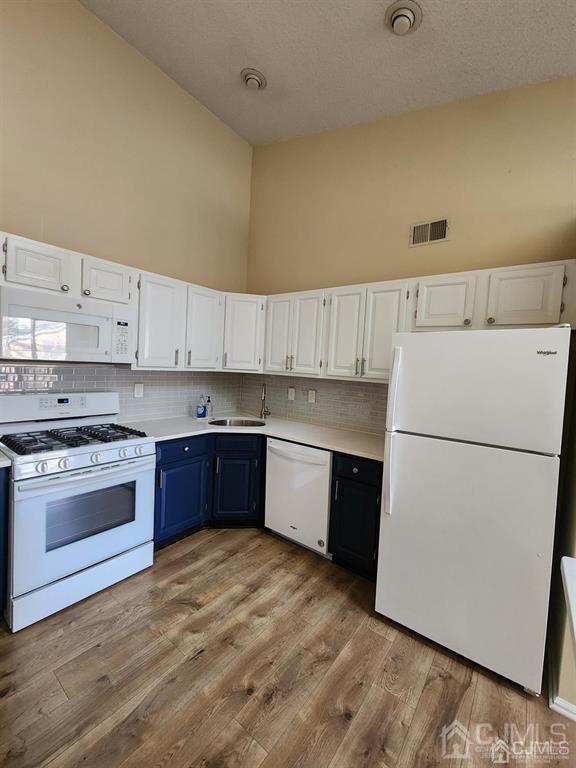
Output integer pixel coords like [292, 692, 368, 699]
[111, 308, 135, 364]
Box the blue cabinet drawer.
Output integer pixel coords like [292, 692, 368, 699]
[333, 453, 382, 487]
[156, 435, 211, 465]
[214, 434, 260, 454]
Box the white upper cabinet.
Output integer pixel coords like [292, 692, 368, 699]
[265, 295, 293, 373]
[136, 273, 186, 368]
[362, 281, 406, 380]
[185, 285, 223, 369]
[4, 235, 80, 294]
[416, 274, 476, 327]
[81, 258, 133, 303]
[265, 290, 325, 376]
[485, 265, 565, 326]
[223, 294, 265, 371]
[326, 286, 366, 378]
[291, 291, 325, 376]
[326, 281, 407, 381]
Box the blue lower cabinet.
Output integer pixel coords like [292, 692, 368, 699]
[211, 435, 264, 525]
[328, 454, 383, 579]
[0, 467, 9, 618]
[154, 436, 211, 545]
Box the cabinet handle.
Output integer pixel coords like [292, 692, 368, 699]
[174, 349, 179, 366]
[216, 456, 220, 474]
[183, 446, 189, 452]
[463, 318, 471, 326]
[83, 289, 91, 296]
[352, 467, 359, 474]
[290, 355, 294, 370]
[187, 350, 192, 366]
[335, 479, 340, 501]
[158, 470, 163, 489]
[361, 358, 366, 376]
[487, 317, 495, 325]
[223, 351, 228, 367]
[285, 355, 290, 371]
[61, 284, 70, 292]
[354, 358, 360, 376]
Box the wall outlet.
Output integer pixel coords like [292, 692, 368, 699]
[134, 383, 144, 398]
[287, 387, 296, 401]
[308, 389, 316, 404]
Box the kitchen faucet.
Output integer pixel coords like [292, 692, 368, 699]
[260, 383, 271, 420]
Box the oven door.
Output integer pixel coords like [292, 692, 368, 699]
[11, 456, 155, 597]
[0, 286, 114, 363]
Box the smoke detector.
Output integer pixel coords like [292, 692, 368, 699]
[385, 0, 423, 36]
[241, 68, 267, 90]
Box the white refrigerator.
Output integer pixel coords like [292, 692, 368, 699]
[375, 326, 571, 693]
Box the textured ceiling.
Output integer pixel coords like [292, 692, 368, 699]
[80, 0, 576, 145]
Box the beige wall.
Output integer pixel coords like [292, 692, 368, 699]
[0, 0, 252, 292]
[248, 78, 576, 294]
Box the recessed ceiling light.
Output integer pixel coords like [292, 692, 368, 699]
[385, 0, 423, 36]
[241, 68, 267, 90]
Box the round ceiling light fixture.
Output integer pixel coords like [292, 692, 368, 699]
[241, 68, 267, 90]
[385, 0, 423, 36]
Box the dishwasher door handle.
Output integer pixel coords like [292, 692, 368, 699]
[268, 443, 329, 466]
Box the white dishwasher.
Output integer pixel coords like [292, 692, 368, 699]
[265, 438, 331, 555]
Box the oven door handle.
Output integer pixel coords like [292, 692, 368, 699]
[14, 456, 156, 494]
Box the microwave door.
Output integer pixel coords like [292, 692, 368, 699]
[0, 290, 113, 363]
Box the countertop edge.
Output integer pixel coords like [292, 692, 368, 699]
[124, 416, 385, 462]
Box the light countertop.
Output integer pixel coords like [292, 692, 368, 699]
[0, 449, 12, 469]
[124, 414, 385, 462]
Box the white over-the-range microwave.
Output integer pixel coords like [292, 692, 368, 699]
[0, 286, 135, 364]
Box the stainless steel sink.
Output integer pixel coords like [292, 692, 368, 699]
[209, 418, 266, 427]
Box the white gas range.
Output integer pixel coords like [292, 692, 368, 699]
[1, 392, 156, 631]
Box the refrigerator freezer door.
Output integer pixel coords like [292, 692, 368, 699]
[388, 327, 570, 455]
[375, 432, 559, 692]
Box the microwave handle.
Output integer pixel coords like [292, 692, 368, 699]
[14, 456, 155, 495]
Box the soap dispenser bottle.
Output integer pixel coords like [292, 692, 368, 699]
[196, 394, 207, 419]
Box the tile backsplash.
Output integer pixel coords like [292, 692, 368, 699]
[241, 374, 387, 435]
[0, 364, 242, 421]
[0, 364, 387, 434]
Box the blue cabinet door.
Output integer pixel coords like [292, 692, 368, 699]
[329, 478, 380, 578]
[212, 455, 262, 523]
[154, 454, 210, 542]
[0, 467, 8, 617]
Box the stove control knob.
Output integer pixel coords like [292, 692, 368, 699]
[36, 461, 49, 474]
[91, 452, 102, 464]
[134, 445, 144, 456]
[119, 447, 129, 459]
[58, 458, 70, 470]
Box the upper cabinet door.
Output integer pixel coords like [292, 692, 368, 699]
[486, 266, 565, 326]
[416, 274, 476, 327]
[223, 294, 265, 371]
[137, 274, 186, 368]
[81, 258, 132, 303]
[185, 286, 223, 369]
[362, 282, 406, 380]
[5, 235, 79, 294]
[326, 286, 366, 378]
[265, 295, 293, 374]
[291, 291, 325, 376]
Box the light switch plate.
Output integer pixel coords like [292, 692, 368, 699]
[287, 387, 296, 401]
[134, 383, 144, 398]
[308, 389, 316, 404]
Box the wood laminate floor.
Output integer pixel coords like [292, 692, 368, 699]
[0, 528, 574, 768]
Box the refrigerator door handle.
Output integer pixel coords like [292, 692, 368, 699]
[386, 346, 402, 430]
[383, 432, 394, 516]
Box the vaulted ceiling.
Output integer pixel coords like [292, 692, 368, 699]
[81, 0, 576, 144]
